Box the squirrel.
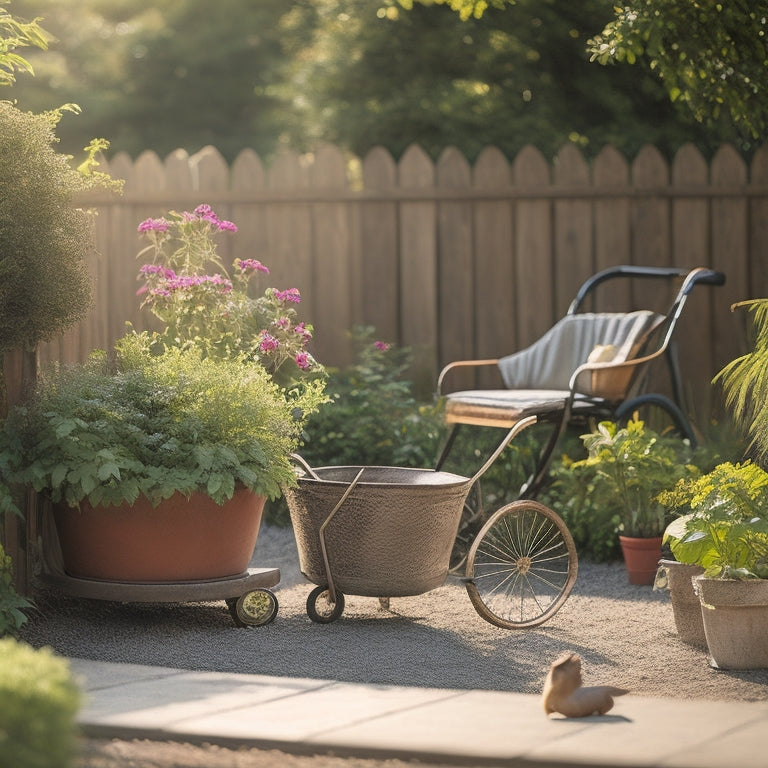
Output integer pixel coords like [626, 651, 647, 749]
[542, 652, 629, 717]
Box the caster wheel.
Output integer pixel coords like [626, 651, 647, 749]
[306, 585, 345, 623]
[227, 589, 278, 627]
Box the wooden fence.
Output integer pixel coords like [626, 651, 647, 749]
[44, 140, 767, 414]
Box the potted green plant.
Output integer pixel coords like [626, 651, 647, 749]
[575, 418, 693, 584]
[660, 461, 768, 668]
[0, 202, 328, 583]
[0, 335, 327, 581]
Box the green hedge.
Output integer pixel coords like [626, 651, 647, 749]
[0, 638, 81, 768]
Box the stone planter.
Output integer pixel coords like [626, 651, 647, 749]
[53, 488, 265, 582]
[694, 575, 768, 669]
[657, 559, 706, 648]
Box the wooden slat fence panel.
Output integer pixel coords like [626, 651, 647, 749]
[437, 147, 474, 390]
[711, 146, 750, 387]
[513, 146, 554, 346]
[311, 144, 354, 368]
[750, 146, 768, 301]
[266, 151, 314, 336]
[23, 140, 766, 416]
[472, 146, 514, 390]
[593, 146, 632, 313]
[399, 144, 438, 395]
[672, 145, 713, 418]
[553, 145, 593, 317]
[360, 147, 399, 342]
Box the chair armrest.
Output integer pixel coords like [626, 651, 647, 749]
[437, 359, 499, 395]
[569, 346, 666, 402]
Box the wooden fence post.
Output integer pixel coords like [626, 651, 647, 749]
[1, 347, 38, 596]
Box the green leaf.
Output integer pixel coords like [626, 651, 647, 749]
[97, 463, 121, 482]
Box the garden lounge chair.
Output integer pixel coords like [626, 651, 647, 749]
[435, 265, 726, 499]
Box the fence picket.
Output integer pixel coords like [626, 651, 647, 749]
[513, 145, 553, 347]
[473, 146, 513, 389]
[554, 145, 592, 316]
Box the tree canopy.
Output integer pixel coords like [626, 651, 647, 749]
[588, 1, 768, 140]
[6, 0, 748, 163]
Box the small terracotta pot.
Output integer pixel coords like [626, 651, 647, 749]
[619, 535, 663, 586]
[54, 488, 265, 582]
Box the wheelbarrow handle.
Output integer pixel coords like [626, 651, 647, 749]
[290, 453, 322, 480]
[468, 414, 539, 486]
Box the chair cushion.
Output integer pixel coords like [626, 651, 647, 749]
[497, 310, 663, 391]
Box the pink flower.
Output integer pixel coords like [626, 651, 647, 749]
[237, 259, 269, 274]
[166, 274, 233, 293]
[139, 264, 176, 279]
[295, 352, 311, 370]
[374, 341, 391, 351]
[294, 322, 312, 342]
[191, 204, 237, 232]
[259, 333, 280, 352]
[194, 204, 213, 217]
[137, 218, 170, 233]
[274, 288, 301, 304]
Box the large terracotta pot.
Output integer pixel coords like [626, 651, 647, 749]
[53, 488, 265, 582]
[694, 575, 768, 669]
[619, 535, 662, 586]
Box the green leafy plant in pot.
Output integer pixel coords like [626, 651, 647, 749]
[659, 461, 768, 667]
[0, 334, 327, 582]
[574, 417, 694, 584]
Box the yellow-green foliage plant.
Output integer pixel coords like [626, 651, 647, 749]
[715, 299, 768, 467]
[0, 638, 81, 768]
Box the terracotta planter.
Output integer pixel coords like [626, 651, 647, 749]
[694, 575, 768, 670]
[53, 488, 265, 582]
[619, 535, 662, 585]
[657, 559, 706, 648]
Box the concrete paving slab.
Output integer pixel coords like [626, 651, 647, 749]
[172, 680, 463, 743]
[70, 658, 768, 768]
[527, 696, 768, 768]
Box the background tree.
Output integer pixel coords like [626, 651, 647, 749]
[588, 0, 768, 144]
[9, 0, 317, 161]
[286, 0, 729, 161]
[8, 0, 741, 162]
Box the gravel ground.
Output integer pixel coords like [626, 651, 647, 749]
[17, 524, 768, 767]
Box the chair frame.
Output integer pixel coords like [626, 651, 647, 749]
[434, 265, 726, 499]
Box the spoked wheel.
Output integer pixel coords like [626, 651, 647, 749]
[306, 585, 345, 623]
[227, 589, 279, 627]
[465, 500, 577, 629]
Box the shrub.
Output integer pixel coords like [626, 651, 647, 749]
[0, 102, 116, 356]
[300, 327, 446, 469]
[0, 541, 32, 637]
[0, 638, 81, 768]
[0, 335, 328, 507]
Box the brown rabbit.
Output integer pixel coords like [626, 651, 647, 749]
[542, 652, 629, 717]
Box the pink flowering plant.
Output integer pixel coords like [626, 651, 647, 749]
[137, 204, 323, 388]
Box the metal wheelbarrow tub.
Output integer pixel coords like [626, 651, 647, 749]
[285, 464, 473, 599]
